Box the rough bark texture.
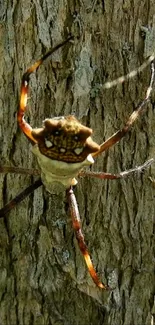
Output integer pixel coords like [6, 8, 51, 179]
[0, 1, 155, 324]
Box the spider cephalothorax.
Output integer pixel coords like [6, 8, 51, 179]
[31, 115, 100, 163]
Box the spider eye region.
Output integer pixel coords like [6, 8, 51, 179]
[74, 135, 79, 141]
[54, 130, 61, 136]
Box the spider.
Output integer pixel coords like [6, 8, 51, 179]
[0, 35, 154, 290]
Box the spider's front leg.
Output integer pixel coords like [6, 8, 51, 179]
[67, 187, 109, 290]
[81, 61, 154, 182]
[93, 61, 155, 158]
[17, 36, 73, 144]
[0, 36, 74, 217]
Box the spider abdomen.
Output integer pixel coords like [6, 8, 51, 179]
[32, 144, 94, 191]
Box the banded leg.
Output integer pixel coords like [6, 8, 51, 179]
[93, 61, 155, 158]
[79, 158, 154, 180]
[67, 187, 109, 289]
[18, 35, 73, 144]
[0, 178, 42, 217]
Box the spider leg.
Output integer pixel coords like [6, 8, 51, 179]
[66, 187, 109, 289]
[103, 55, 154, 89]
[0, 178, 42, 217]
[18, 35, 73, 144]
[79, 158, 154, 180]
[93, 61, 155, 158]
[0, 166, 39, 176]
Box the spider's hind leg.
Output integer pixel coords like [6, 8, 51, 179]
[0, 178, 42, 218]
[67, 187, 109, 290]
[79, 158, 154, 180]
[0, 166, 41, 217]
[0, 166, 39, 175]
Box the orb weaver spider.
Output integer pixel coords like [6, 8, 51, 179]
[0, 35, 154, 290]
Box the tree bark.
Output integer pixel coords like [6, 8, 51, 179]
[0, 1, 155, 324]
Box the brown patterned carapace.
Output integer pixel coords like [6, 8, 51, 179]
[31, 115, 100, 163]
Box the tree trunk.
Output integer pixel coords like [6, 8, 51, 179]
[0, 1, 155, 324]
